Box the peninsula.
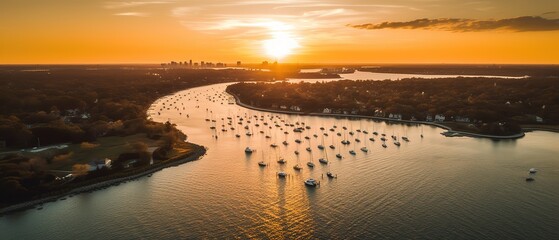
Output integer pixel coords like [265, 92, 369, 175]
[226, 77, 559, 137]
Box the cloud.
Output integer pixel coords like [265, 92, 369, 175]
[349, 16, 559, 32]
[113, 12, 150, 17]
[105, 1, 174, 9]
[171, 7, 198, 17]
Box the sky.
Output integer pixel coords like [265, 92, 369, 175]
[1, 0, 559, 64]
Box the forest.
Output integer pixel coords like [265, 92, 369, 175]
[227, 77, 559, 135]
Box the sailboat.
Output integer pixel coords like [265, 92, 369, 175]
[318, 146, 329, 164]
[307, 150, 315, 168]
[318, 134, 325, 150]
[402, 127, 410, 142]
[360, 134, 369, 152]
[293, 150, 302, 171]
[349, 138, 356, 155]
[275, 146, 286, 164]
[258, 151, 267, 166]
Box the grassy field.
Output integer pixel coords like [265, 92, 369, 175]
[0, 134, 161, 172]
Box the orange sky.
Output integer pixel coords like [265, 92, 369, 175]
[1, 0, 559, 64]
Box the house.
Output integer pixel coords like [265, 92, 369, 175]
[426, 115, 433, 122]
[88, 158, 112, 171]
[455, 116, 470, 123]
[389, 113, 402, 120]
[280, 105, 288, 110]
[536, 116, 543, 123]
[65, 109, 79, 117]
[323, 108, 332, 114]
[290, 106, 301, 111]
[435, 114, 446, 122]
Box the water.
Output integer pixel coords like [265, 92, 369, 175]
[339, 70, 528, 80]
[1, 81, 558, 239]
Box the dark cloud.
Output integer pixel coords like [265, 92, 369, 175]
[349, 16, 559, 32]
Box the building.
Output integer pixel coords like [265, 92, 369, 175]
[290, 106, 301, 111]
[426, 115, 433, 121]
[88, 158, 112, 171]
[323, 108, 332, 114]
[455, 116, 470, 123]
[237, 61, 241, 66]
[435, 114, 446, 122]
[389, 113, 402, 120]
[536, 116, 543, 123]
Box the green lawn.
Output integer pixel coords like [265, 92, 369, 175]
[42, 134, 160, 171]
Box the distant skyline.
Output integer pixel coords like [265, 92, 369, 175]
[1, 0, 559, 64]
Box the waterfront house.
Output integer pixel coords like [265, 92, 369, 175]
[426, 115, 433, 122]
[455, 116, 470, 123]
[290, 106, 301, 111]
[88, 158, 112, 171]
[435, 114, 446, 122]
[323, 108, 332, 114]
[389, 113, 402, 120]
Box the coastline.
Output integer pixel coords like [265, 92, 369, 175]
[0, 144, 206, 215]
[225, 89, 527, 140]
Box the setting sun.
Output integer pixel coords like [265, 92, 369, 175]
[263, 32, 299, 60]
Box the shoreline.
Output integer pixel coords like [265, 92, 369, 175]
[225, 89, 528, 140]
[0, 144, 206, 215]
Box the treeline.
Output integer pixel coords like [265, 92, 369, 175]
[227, 77, 559, 129]
[0, 66, 294, 148]
[0, 66, 286, 207]
[359, 64, 559, 78]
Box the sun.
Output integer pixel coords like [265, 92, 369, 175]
[263, 32, 299, 60]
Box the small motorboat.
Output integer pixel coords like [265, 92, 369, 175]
[326, 172, 336, 178]
[278, 172, 287, 178]
[329, 145, 335, 149]
[304, 178, 319, 187]
[245, 147, 254, 153]
[258, 161, 267, 167]
[360, 147, 368, 152]
[293, 164, 302, 171]
[270, 143, 278, 148]
[349, 150, 356, 155]
[336, 153, 342, 159]
[307, 161, 315, 168]
[277, 158, 287, 164]
[529, 168, 537, 173]
[318, 158, 328, 164]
